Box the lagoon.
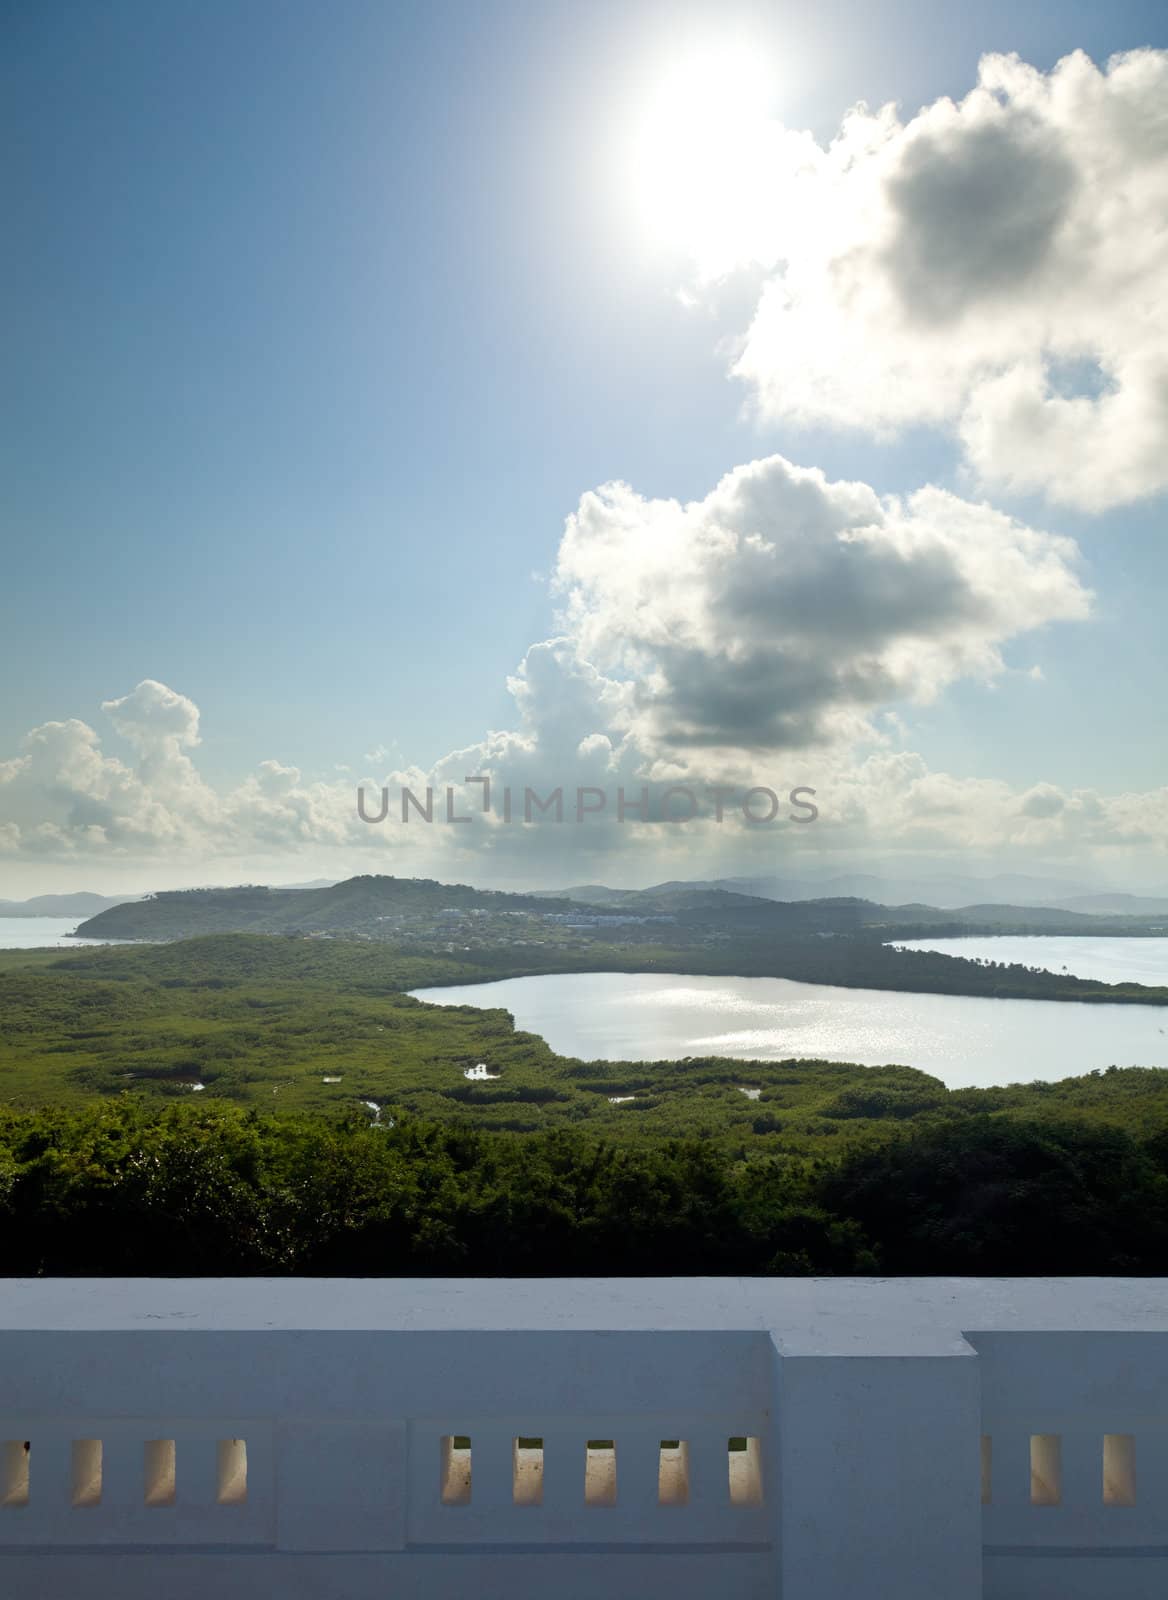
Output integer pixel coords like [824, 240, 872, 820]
[891, 934, 1168, 986]
[411, 963, 1168, 1088]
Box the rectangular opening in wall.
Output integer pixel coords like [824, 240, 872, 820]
[144, 1439, 176, 1507]
[513, 1437, 543, 1506]
[1030, 1435, 1061, 1507]
[1, 1442, 29, 1508]
[728, 1436, 763, 1507]
[981, 1435, 992, 1505]
[658, 1440, 689, 1505]
[71, 1439, 102, 1507]
[1103, 1434, 1136, 1506]
[440, 1436, 472, 1506]
[584, 1440, 617, 1506]
[217, 1438, 247, 1505]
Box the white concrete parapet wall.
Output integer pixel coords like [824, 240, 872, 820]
[0, 1278, 1166, 1599]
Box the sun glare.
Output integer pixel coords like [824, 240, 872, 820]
[628, 42, 782, 277]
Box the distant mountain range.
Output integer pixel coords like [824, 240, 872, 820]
[547, 874, 1168, 916]
[12, 864, 1168, 922]
[11, 867, 1168, 933]
[69, 872, 1168, 944]
[0, 891, 142, 918]
[0, 880, 337, 918]
[718, 870, 1100, 907]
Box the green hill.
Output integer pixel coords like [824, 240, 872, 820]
[75, 874, 574, 941]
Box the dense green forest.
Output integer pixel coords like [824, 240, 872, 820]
[2, 1100, 1167, 1275]
[2, 931, 1168, 1273]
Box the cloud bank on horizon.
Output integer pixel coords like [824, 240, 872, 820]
[2, 455, 1165, 883]
[4, 47, 1167, 888]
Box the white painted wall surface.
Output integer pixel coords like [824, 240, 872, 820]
[0, 1278, 1166, 1599]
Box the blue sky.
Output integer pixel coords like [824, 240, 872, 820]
[2, 0, 1166, 891]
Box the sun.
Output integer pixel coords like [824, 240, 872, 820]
[627, 42, 782, 277]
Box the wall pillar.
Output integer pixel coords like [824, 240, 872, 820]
[773, 1345, 982, 1600]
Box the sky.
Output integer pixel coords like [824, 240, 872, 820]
[2, 0, 1166, 895]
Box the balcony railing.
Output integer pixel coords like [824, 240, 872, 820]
[2, 1277, 1167, 1598]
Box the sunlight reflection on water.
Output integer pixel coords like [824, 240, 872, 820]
[412, 962, 1168, 1089]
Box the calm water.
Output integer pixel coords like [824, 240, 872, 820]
[891, 935, 1168, 986]
[0, 917, 133, 949]
[411, 963, 1168, 1088]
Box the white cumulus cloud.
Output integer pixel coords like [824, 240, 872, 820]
[554, 454, 1090, 758]
[683, 48, 1168, 511]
